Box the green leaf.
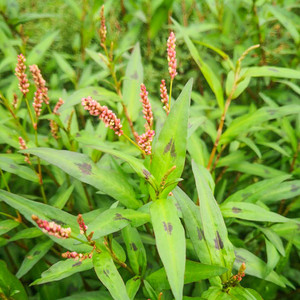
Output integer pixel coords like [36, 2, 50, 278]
[228, 286, 263, 300]
[122, 225, 147, 275]
[0, 219, 20, 235]
[146, 260, 227, 291]
[31, 258, 93, 285]
[59, 87, 120, 112]
[173, 19, 224, 109]
[0, 190, 90, 252]
[151, 79, 192, 197]
[150, 198, 185, 300]
[241, 67, 300, 80]
[87, 208, 150, 240]
[234, 248, 285, 287]
[264, 238, 280, 277]
[173, 187, 212, 265]
[126, 276, 141, 300]
[0, 261, 28, 300]
[27, 31, 59, 65]
[22, 148, 140, 209]
[192, 161, 235, 281]
[93, 252, 130, 300]
[49, 184, 74, 209]
[9, 227, 43, 242]
[53, 52, 76, 81]
[56, 291, 112, 300]
[16, 239, 54, 278]
[226, 70, 251, 99]
[122, 43, 143, 122]
[260, 228, 285, 256]
[220, 202, 292, 223]
[0, 157, 38, 183]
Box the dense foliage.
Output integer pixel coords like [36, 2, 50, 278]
[0, 0, 300, 299]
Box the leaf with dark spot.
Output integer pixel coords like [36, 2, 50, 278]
[142, 169, 151, 180]
[268, 67, 279, 73]
[232, 207, 242, 214]
[197, 227, 205, 240]
[130, 71, 138, 80]
[164, 138, 173, 154]
[92, 90, 99, 95]
[50, 219, 66, 225]
[267, 109, 276, 116]
[170, 142, 176, 158]
[234, 253, 246, 263]
[103, 269, 110, 277]
[75, 163, 92, 175]
[264, 169, 270, 174]
[9, 164, 17, 169]
[72, 261, 82, 267]
[242, 193, 252, 200]
[291, 184, 300, 193]
[76, 133, 81, 137]
[214, 231, 224, 250]
[130, 243, 138, 251]
[114, 213, 131, 222]
[162, 221, 173, 235]
[33, 250, 41, 256]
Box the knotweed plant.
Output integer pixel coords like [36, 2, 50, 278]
[0, 2, 299, 300]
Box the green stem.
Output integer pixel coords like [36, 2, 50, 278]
[123, 133, 146, 156]
[0, 168, 10, 192]
[168, 79, 173, 110]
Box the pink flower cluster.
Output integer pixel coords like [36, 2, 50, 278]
[32, 215, 71, 239]
[15, 54, 30, 96]
[62, 251, 93, 261]
[33, 89, 43, 121]
[167, 32, 177, 80]
[137, 130, 155, 155]
[18, 136, 31, 164]
[81, 97, 123, 136]
[13, 93, 18, 109]
[160, 79, 169, 114]
[53, 98, 64, 115]
[49, 98, 64, 139]
[99, 5, 107, 46]
[29, 64, 49, 105]
[77, 214, 88, 235]
[140, 84, 153, 130]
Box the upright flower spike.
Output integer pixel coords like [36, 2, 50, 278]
[50, 120, 59, 139]
[15, 54, 30, 96]
[77, 214, 88, 235]
[32, 215, 71, 239]
[18, 136, 31, 164]
[99, 5, 107, 47]
[53, 98, 64, 115]
[140, 84, 153, 130]
[33, 89, 43, 128]
[81, 97, 123, 136]
[137, 130, 155, 155]
[160, 79, 169, 114]
[29, 64, 49, 105]
[167, 32, 177, 80]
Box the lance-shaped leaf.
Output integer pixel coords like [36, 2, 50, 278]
[0, 219, 20, 235]
[122, 225, 147, 275]
[22, 148, 140, 209]
[16, 239, 54, 278]
[220, 202, 293, 223]
[173, 187, 211, 265]
[87, 208, 150, 240]
[122, 43, 143, 122]
[192, 161, 235, 281]
[93, 252, 130, 300]
[9, 227, 43, 242]
[0, 190, 90, 252]
[31, 258, 93, 285]
[150, 79, 192, 197]
[173, 19, 224, 110]
[150, 198, 186, 300]
[126, 276, 141, 300]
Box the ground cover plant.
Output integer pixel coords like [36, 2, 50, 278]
[0, 0, 300, 299]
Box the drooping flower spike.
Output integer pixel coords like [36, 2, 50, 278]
[53, 98, 64, 115]
[15, 54, 30, 96]
[18, 137, 31, 164]
[81, 97, 123, 136]
[32, 215, 71, 239]
[29, 64, 49, 105]
[140, 84, 153, 130]
[167, 32, 177, 80]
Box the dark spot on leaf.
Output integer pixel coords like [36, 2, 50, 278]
[114, 213, 130, 222]
[175, 202, 181, 211]
[170, 142, 176, 158]
[131, 71, 138, 80]
[267, 109, 276, 116]
[234, 253, 246, 263]
[33, 251, 41, 256]
[264, 169, 270, 174]
[142, 169, 151, 180]
[214, 231, 224, 250]
[162, 221, 173, 235]
[197, 227, 205, 240]
[9, 164, 17, 169]
[51, 219, 66, 225]
[103, 269, 110, 277]
[242, 193, 251, 200]
[133, 276, 140, 281]
[268, 68, 279, 72]
[36, 49, 41, 55]
[75, 163, 92, 175]
[291, 184, 300, 193]
[76, 133, 81, 137]
[232, 207, 242, 213]
[130, 243, 137, 251]
[72, 261, 82, 267]
[188, 123, 193, 129]
[164, 138, 173, 154]
[92, 90, 99, 95]
[196, 59, 202, 67]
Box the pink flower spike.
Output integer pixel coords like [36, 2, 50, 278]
[15, 54, 30, 96]
[167, 32, 177, 80]
[99, 5, 107, 47]
[160, 79, 169, 115]
[53, 98, 64, 115]
[18, 136, 31, 164]
[32, 215, 71, 239]
[81, 96, 102, 116]
[140, 84, 153, 130]
[29, 64, 49, 105]
[137, 130, 155, 155]
[77, 214, 88, 235]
